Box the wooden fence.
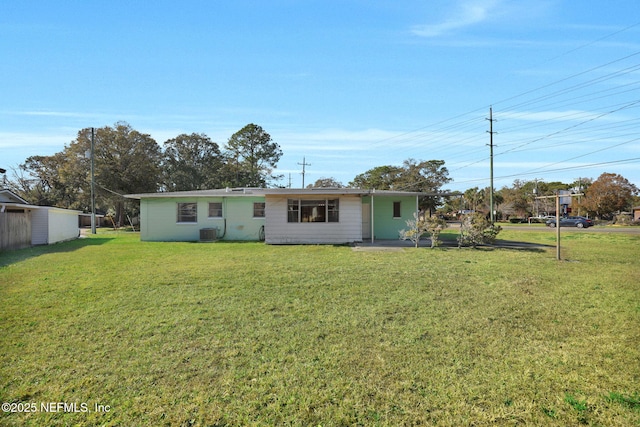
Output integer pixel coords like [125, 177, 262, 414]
[0, 212, 31, 250]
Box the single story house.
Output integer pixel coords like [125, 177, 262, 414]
[0, 189, 81, 249]
[633, 206, 640, 222]
[125, 187, 427, 244]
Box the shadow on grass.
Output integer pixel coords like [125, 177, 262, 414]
[474, 240, 554, 253]
[438, 233, 554, 253]
[0, 236, 114, 267]
[428, 239, 552, 253]
[354, 237, 553, 253]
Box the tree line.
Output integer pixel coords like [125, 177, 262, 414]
[444, 174, 638, 221]
[9, 122, 282, 226]
[6, 121, 638, 225]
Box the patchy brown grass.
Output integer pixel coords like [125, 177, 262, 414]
[1, 230, 638, 426]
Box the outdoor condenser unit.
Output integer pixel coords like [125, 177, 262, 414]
[199, 228, 217, 242]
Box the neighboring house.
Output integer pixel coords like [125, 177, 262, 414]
[633, 206, 640, 222]
[0, 189, 81, 250]
[125, 187, 426, 244]
[0, 189, 29, 205]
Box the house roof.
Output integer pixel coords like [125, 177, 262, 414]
[0, 190, 83, 214]
[0, 201, 82, 214]
[0, 189, 28, 204]
[125, 187, 440, 199]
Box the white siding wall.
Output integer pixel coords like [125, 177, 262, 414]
[31, 209, 48, 245]
[31, 207, 79, 245]
[264, 195, 362, 244]
[47, 208, 80, 244]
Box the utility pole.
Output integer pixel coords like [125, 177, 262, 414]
[555, 192, 561, 260]
[90, 128, 96, 235]
[298, 157, 311, 188]
[486, 107, 496, 223]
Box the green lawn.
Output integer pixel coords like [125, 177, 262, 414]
[1, 230, 639, 426]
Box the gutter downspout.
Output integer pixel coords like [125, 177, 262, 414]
[218, 197, 227, 239]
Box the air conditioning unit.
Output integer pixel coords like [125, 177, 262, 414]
[199, 228, 217, 242]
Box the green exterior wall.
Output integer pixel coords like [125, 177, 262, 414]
[139, 193, 418, 242]
[362, 195, 418, 240]
[140, 196, 265, 241]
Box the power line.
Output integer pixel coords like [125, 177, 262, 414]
[341, 24, 640, 190]
[452, 157, 640, 186]
[495, 98, 640, 158]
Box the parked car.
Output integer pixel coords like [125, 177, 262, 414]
[546, 216, 593, 228]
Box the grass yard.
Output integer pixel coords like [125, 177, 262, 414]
[1, 229, 639, 426]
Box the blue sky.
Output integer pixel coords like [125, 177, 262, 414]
[1, 0, 639, 192]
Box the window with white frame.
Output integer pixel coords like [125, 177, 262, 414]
[253, 202, 265, 218]
[177, 202, 197, 223]
[287, 199, 339, 223]
[288, 199, 300, 222]
[208, 202, 223, 218]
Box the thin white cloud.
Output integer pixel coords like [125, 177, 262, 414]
[411, 0, 502, 37]
[0, 132, 70, 149]
[10, 111, 94, 118]
[275, 128, 399, 152]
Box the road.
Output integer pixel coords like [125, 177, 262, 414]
[500, 225, 640, 234]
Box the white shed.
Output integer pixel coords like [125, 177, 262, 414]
[31, 206, 81, 245]
[1, 189, 81, 249]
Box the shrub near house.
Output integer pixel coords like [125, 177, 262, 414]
[457, 213, 502, 248]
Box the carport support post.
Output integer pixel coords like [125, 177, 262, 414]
[370, 191, 375, 243]
[555, 192, 561, 261]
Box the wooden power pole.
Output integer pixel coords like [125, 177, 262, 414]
[486, 107, 496, 223]
[298, 157, 311, 188]
[91, 128, 96, 235]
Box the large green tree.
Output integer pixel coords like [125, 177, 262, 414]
[92, 123, 162, 225]
[224, 124, 282, 187]
[163, 133, 223, 191]
[21, 150, 85, 208]
[350, 159, 450, 193]
[350, 159, 451, 211]
[307, 177, 344, 189]
[350, 165, 403, 190]
[19, 122, 162, 226]
[398, 159, 451, 193]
